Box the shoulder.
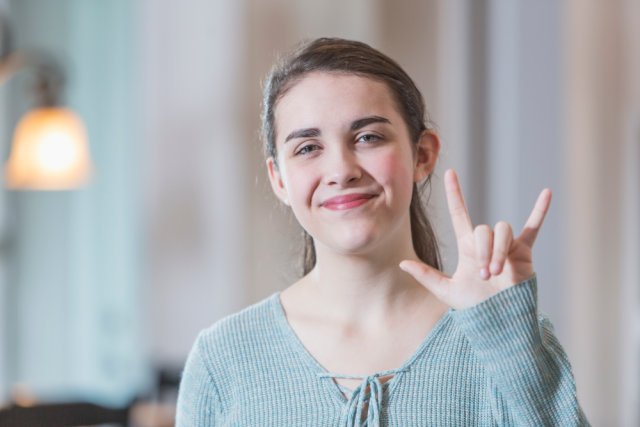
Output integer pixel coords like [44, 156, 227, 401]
[188, 292, 293, 381]
[178, 296, 281, 424]
[183, 292, 300, 399]
[197, 293, 282, 355]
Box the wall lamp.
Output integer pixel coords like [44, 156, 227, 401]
[0, 14, 92, 190]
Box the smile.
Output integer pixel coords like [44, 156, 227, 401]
[321, 193, 376, 211]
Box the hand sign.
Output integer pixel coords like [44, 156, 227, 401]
[399, 169, 552, 311]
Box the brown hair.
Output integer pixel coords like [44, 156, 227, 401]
[262, 37, 442, 275]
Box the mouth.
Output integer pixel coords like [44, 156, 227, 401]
[321, 193, 376, 211]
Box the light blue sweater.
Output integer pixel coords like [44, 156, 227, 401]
[176, 275, 590, 426]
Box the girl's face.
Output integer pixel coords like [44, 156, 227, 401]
[267, 72, 439, 258]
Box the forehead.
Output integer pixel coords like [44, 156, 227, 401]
[275, 72, 401, 139]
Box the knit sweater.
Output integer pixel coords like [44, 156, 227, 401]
[175, 275, 590, 426]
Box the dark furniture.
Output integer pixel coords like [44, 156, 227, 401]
[0, 401, 131, 427]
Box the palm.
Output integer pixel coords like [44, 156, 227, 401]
[400, 169, 551, 311]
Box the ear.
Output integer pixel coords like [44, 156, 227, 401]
[266, 156, 290, 206]
[414, 129, 441, 182]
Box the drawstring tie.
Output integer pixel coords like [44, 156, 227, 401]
[317, 367, 410, 427]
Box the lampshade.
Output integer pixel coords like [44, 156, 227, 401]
[4, 107, 93, 190]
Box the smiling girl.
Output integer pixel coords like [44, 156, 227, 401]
[176, 38, 589, 426]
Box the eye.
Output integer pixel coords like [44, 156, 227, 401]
[357, 134, 382, 143]
[295, 144, 320, 156]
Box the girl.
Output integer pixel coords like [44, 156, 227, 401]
[176, 38, 589, 426]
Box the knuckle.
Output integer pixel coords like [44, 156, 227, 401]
[495, 221, 512, 231]
[495, 221, 514, 237]
[474, 224, 493, 235]
[491, 249, 506, 259]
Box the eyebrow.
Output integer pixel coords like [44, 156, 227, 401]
[284, 115, 392, 143]
[350, 115, 391, 131]
[284, 127, 320, 143]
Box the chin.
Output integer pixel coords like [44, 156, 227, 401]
[321, 222, 386, 255]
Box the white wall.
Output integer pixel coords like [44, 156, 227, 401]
[137, 0, 248, 367]
[620, 2, 640, 424]
[565, 0, 640, 424]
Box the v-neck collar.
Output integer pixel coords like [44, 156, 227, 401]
[270, 291, 454, 405]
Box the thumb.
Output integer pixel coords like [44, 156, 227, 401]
[399, 260, 449, 300]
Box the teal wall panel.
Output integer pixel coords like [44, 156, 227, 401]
[4, 0, 148, 406]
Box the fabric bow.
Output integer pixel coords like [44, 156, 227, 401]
[317, 367, 410, 427]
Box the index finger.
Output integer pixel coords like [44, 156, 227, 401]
[517, 188, 552, 248]
[444, 169, 473, 241]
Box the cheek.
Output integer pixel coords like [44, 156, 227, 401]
[368, 149, 415, 201]
[282, 162, 320, 211]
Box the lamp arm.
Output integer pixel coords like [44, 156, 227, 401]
[0, 49, 65, 107]
[0, 11, 65, 106]
[0, 50, 29, 88]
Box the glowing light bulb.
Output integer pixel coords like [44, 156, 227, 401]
[36, 131, 78, 172]
[4, 107, 93, 190]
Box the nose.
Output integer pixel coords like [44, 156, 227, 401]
[322, 143, 362, 187]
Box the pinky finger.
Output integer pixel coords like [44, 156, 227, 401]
[518, 189, 552, 248]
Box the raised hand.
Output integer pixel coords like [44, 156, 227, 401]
[399, 169, 552, 311]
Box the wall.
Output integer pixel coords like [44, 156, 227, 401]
[620, 1, 640, 424]
[566, 0, 640, 424]
[137, 0, 248, 368]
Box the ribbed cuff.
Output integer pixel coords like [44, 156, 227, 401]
[449, 275, 541, 368]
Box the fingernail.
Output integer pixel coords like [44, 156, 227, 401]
[480, 268, 490, 280]
[490, 262, 501, 274]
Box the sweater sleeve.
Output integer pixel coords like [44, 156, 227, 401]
[175, 331, 223, 427]
[449, 274, 590, 426]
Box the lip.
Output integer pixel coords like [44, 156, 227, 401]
[321, 193, 376, 211]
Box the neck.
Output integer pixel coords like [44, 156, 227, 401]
[304, 215, 439, 327]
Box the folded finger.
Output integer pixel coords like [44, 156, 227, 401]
[490, 221, 513, 275]
[474, 225, 493, 280]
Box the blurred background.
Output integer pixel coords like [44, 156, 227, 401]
[0, 0, 638, 426]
